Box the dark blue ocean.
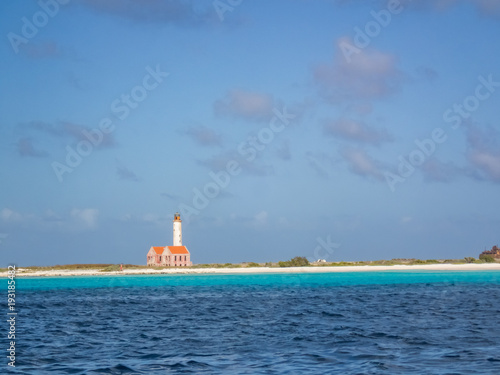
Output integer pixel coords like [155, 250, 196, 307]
[5, 271, 500, 374]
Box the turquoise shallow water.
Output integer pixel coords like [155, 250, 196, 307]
[12, 269, 500, 290]
[6, 271, 500, 374]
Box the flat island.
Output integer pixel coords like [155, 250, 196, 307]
[3, 261, 500, 278]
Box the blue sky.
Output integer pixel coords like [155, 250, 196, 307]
[1, 0, 500, 266]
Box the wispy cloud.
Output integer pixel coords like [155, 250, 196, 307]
[70, 208, 99, 229]
[401, 0, 500, 17]
[16, 137, 49, 158]
[1, 208, 25, 222]
[214, 89, 275, 122]
[313, 38, 403, 104]
[401, 216, 413, 224]
[77, 0, 219, 26]
[121, 212, 171, 226]
[416, 66, 439, 83]
[20, 121, 116, 149]
[183, 125, 223, 147]
[466, 125, 500, 183]
[468, 151, 500, 182]
[19, 41, 60, 59]
[116, 161, 140, 182]
[474, 0, 500, 17]
[276, 140, 291, 161]
[198, 150, 273, 176]
[161, 192, 182, 201]
[334, 0, 500, 18]
[341, 148, 385, 181]
[421, 158, 462, 183]
[1, 207, 99, 231]
[306, 151, 336, 179]
[323, 118, 393, 145]
[229, 210, 269, 228]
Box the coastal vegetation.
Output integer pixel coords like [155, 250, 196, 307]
[479, 254, 496, 263]
[479, 245, 500, 262]
[190, 263, 243, 269]
[15, 264, 149, 273]
[278, 256, 310, 267]
[9, 256, 498, 274]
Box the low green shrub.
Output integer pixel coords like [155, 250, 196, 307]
[100, 264, 121, 272]
[479, 254, 496, 263]
[279, 256, 310, 267]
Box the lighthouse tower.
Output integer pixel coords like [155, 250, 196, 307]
[173, 212, 182, 246]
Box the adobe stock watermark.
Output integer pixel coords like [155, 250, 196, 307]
[7, 265, 16, 368]
[384, 74, 500, 192]
[51, 65, 169, 182]
[179, 106, 295, 220]
[443, 74, 500, 129]
[7, 0, 70, 54]
[309, 235, 340, 263]
[340, 0, 410, 63]
[213, 0, 243, 22]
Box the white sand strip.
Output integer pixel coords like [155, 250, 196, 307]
[2, 263, 500, 278]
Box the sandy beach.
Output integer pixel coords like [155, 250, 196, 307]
[2, 263, 500, 278]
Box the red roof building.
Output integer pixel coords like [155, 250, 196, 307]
[146, 246, 192, 267]
[146, 213, 192, 267]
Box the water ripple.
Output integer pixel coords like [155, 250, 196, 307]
[11, 274, 500, 374]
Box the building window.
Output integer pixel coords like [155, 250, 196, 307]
[159, 256, 162, 261]
[174, 256, 177, 261]
[184, 255, 187, 261]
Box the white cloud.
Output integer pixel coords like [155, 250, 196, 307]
[0, 208, 23, 222]
[253, 210, 268, 226]
[71, 208, 99, 229]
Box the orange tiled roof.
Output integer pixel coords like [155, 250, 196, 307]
[167, 246, 189, 254]
[151, 246, 164, 255]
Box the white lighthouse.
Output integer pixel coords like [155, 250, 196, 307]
[146, 211, 192, 267]
[173, 212, 182, 246]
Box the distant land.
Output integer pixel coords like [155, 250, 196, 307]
[2, 256, 500, 278]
